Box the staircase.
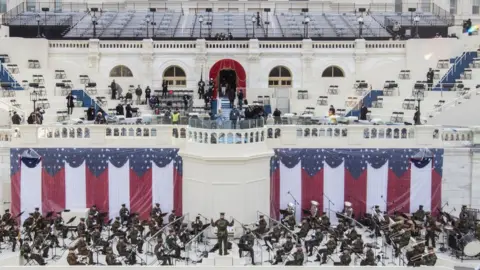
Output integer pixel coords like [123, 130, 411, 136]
[433, 51, 477, 91]
[345, 90, 384, 117]
[0, 64, 23, 90]
[219, 98, 231, 119]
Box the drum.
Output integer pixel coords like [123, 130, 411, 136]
[461, 233, 480, 257]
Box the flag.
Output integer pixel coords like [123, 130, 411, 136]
[270, 148, 443, 221]
[10, 148, 183, 222]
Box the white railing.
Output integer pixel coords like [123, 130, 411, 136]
[7, 123, 475, 148]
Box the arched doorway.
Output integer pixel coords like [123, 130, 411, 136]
[209, 59, 247, 97]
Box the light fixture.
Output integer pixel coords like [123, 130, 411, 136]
[199, 15, 204, 23]
[251, 16, 256, 23]
[91, 15, 97, 23]
[304, 16, 311, 23]
[146, 15, 151, 23]
[357, 16, 364, 24]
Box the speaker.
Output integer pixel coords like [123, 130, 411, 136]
[149, 8, 157, 12]
[90, 7, 99, 12]
[41, 7, 49, 12]
[301, 8, 309, 13]
[358, 8, 366, 12]
[206, 8, 212, 12]
[408, 8, 416, 12]
[264, 8, 271, 12]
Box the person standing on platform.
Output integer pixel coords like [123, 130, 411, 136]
[211, 212, 234, 256]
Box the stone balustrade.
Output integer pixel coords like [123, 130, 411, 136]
[4, 124, 476, 148]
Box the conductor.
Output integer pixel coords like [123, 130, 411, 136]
[211, 212, 234, 256]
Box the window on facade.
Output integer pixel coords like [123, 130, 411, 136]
[26, 0, 35, 11]
[163, 66, 186, 87]
[268, 66, 292, 87]
[321, 66, 345, 77]
[109, 65, 133, 77]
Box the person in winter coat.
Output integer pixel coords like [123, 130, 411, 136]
[125, 104, 133, 118]
[162, 80, 168, 98]
[86, 106, 96, 121]
[229, 106, 240, 129]
[116, 103, 124, 116]
[145, 86, 151, 105]
[11, 111, 21, 125]
[228, 89, 235, 108]
[66, 92, 75, 115]
[135, 85, 143, 105]
[110, 80, 117, 100]
[237, 90, 244, 108]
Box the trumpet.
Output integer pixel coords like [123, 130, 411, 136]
[410, 253, 429, 261]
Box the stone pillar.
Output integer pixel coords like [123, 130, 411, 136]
[180, 130, 273, 224]
[88, 39, 100, 71]
[195, 39, 207, 82]
[301, 39, 314, 90]
[354, 39, 367, 80]
[247, 39, 260, 91]
[141, 39, 154, 86]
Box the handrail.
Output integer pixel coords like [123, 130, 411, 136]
[438, 52, 469, 85]
[0, 64, 22, 90]
[256, 210, 298, 242]
[146, 214, 188, 242]
[424, 89, 476, 119]
[185, 224, 211, 247]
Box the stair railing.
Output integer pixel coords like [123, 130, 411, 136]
[437, 52, 468, 86]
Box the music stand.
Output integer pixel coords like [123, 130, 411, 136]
[66, 216, 77, 240]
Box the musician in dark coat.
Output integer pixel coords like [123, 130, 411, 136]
[67, 248, 83, 265]
[334, 250, 352, 265]
[272, 235, 294, 265]
[361, 247, 376, 266]
[285, 244, 304, 265]
[305, 227, 323, 256]
[239, 230, 255, 264]
[413, 205, 425, 221]
[166, 229, 182, 259]
[127, 226, 144, 253]
[425, 213, 437, 248]
[254, 215, 268, 236]
[211, 212, 234, 256]
[423, 246, 437, 266]
[106, 247, 121, 265]
[316, 235, 336, 264]
[91, 226, 109, 254]
[119, 204, 129, 224]
[154, 237, 172, 265]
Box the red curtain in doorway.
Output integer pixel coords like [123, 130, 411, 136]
[209, 59, 247, 98]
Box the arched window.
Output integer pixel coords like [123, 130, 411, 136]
[321, 66, 345, 77]
[109, 65, 133, 77]
[268, 66, 292, 87]
[163, 66, 186, 87]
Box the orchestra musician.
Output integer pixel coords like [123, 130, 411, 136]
[281, 203, 296, 230]
[360, 246, 376, 266]
[320, 212, 330, 229]
[2, 209, 12, 224]
[77, 218, 90, 243]
[166, 229, 183, 259]
[110, 217, 125, 239]
[305, 227, 324, 256]
[425, 212, 438, 248]
[106, 246, 122, 265]
[33, 207, 41, 219]
[150, 203, 163, 225]
[119, 204, 130, 224]
[272, 235, 294, 265]
[316, 234, 337, 264]
[191, 215, 203, 235]
[23, 213, 35, 240]
[285, 244, 304, 266]
[127, 223, 144, 254]
[334, 250, 352, 266]
[75, 233, 94, 265]
[211, 212, 234, 256]
[407, 242, 425, 266]
[149, 217, 161, 239]
[238, 229, 255, 265]
[9, 224, 20, 252]
[54, 212, 68, 239]
[20, 242, 46, 265]
[423, 246, 437, 266]
[33, 231, 49, 258]
[91, 226, 109, 254]
[254, 215, 268, 236]
[296, 218, 311, 239]
[88, 205, 99, 217]
[116, 235, 135, 265]
[264, 222, 282, 248]
[67, 248, 84, 265]
[154, 237, 172, 265]
[413, 205, 425, 221]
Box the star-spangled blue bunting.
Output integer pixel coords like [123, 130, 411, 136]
[273, 148, 444, 179]
[10, 148, 180, 177]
